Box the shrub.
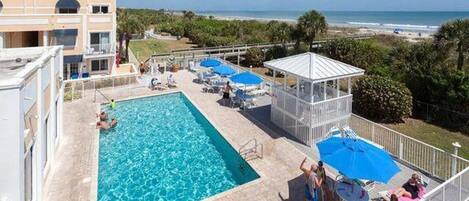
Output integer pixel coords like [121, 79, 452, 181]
[352, 75, 413, 123]
[265, 46, 288, 61]
[321, 38, 387, 72]
[244, 47, 264, 67]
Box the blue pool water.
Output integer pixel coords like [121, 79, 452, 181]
[98, 93, 259, 201]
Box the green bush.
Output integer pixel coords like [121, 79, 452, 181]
[244, 47, 264, 67]
[352, 75, 413, 123]
[266, 46, 288, 61]
[321, 38, 387, 72]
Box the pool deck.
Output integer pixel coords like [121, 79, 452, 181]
[43, 70, 439, 201]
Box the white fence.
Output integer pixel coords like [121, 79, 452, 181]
[422, 167, 469, 201]
[349, 114, 469, 181]
[64, 69, 139, 102]
[271, 86, 352, 145]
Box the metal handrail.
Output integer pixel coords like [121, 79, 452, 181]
[238, 138, 263, 160]
[94, 89, 111, 103]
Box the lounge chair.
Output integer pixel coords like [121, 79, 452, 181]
[234, 90, 255, 109]
[247, 89, 267, 97]
[167, 75, 177, 88]
[378, 186, 426, 201]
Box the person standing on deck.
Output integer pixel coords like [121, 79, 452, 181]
[300, 157, 320, 201]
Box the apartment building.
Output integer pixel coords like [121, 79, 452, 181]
[0, 0, 117, 80]
[0, 46, 63, 201]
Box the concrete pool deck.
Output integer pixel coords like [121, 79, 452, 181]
[43, 70, 438, 201]
[44, 71, 322, 201]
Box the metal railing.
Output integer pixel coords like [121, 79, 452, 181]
[84, 43, 115, 55]
[349, 114, 469, 181]
[238, 138, 263, 161]
[422, 167, 469, 201]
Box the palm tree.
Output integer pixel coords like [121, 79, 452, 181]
[267, 21, 291, 46]
[435, 19, 469, 70]
[276, 22, 292, 46]
[183, 10, 195, 21]
[297, 10, 327, 52]
[117, 10, 146, 61]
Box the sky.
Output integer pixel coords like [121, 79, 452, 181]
[117, 0, 469, 11]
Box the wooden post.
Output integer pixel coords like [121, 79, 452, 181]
[237, 49, 240, 65]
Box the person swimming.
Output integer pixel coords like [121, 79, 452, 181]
[96, 118, 118, 131]
[97, 111, 108, 121]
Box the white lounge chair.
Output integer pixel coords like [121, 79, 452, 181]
[167, 75, 177, 88]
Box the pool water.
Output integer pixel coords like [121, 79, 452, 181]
[98, 92, 259, 201]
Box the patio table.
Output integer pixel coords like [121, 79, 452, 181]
[335, 181, 369, 201]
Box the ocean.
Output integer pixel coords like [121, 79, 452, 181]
[198, 11, 469, 32]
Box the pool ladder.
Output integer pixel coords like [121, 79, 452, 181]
[238, 138, 263, 161]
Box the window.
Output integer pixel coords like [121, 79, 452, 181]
[91, 59, 108, 72]
[70, 63, 79, 74]
[92, 5, 109, 14]
[52, 29, 78, 50]
[90, 32, 110, 45]
[58, 8, 78, 14]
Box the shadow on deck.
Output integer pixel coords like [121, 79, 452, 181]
[237, 95, 442, 200]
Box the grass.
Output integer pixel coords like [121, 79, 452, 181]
[383, 118, 469, 159]
[129, 38, 196, 62]
[129, 40, 169, 62]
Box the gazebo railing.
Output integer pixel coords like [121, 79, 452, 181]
[271, 86, 353, 145]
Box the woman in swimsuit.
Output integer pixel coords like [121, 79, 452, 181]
[300, 157, 320, 201]
[222, 81, 232, 106]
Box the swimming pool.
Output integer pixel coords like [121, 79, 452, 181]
[98, 92, 259, 201]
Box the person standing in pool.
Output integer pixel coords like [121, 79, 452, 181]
[222, 81, 232, 106]
[110, 99, 116, 110]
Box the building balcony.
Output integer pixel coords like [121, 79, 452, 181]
[84, 43, 115, 57]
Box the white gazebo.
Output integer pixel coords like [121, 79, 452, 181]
[264, 52, 365, 146]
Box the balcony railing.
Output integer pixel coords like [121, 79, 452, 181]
[84, 43, 115, 56]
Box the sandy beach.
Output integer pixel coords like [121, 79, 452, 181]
[208, 14, 433, 42]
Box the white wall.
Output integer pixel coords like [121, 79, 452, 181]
[0, 46, 64, 201]
[0, 88, 23, 201]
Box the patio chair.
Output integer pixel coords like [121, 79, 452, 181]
[167, 75, 177, 88]
[71, 72, 79, 79]
[202, 82, 215, 93]
[82, 72, 90, 78]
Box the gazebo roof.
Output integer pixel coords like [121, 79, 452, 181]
[264, 52, 365, 82]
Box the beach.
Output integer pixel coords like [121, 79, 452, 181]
[206, 14, 434, 41]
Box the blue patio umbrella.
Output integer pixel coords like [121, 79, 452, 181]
[316, 137, 400, 183]
[229, 71, 263, 85]
[212, 65, 236, 76]
[200, 58, 221, 67]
